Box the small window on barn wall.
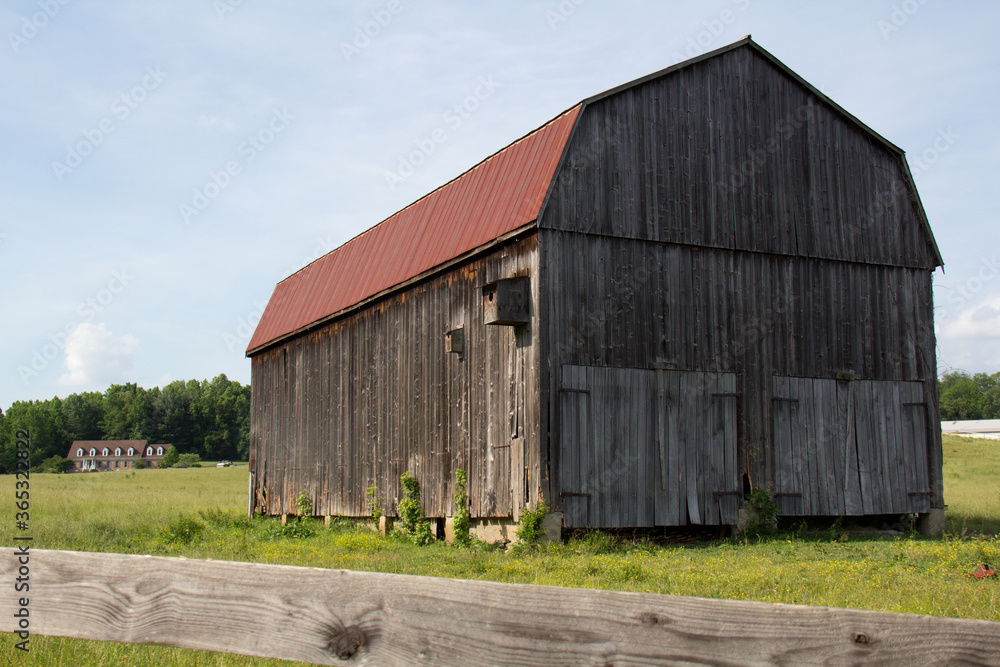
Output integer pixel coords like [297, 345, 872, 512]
[482, 277, 530, 325]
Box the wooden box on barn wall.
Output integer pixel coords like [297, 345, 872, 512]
[444, 327, 465, 355]
[482, 277, 530, 326]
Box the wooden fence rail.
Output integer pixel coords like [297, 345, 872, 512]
[3, 549, 1000, 665]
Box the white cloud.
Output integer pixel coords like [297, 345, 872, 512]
[936, 294, 1000, 374]
[57, 323, 140, 388]
[938, 295, 1000, 340]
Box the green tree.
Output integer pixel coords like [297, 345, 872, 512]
[1, 376, 252, 474]
[0, 399, 69, 473]
[150, 381, 195, 450]
[939, 371, 984, 420]
[981, 379, 1000, 420]
[100, 383, 152, 440]
[161, 445, 180, 467]
[61, 392, 104, 441]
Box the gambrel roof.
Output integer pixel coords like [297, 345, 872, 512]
[248, 37, 941, 355]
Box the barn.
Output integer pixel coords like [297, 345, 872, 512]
[246, 38, 944, 536]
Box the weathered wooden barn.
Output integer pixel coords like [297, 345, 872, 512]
[247, 38, 944, 532]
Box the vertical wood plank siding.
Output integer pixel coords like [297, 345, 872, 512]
[250, 234, 540, 520]
[538, 46, 941, 525]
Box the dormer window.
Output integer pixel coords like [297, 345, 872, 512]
[146, 447, 153, 456]
[127, 447, 134, 456]
[115, 448, 122, 456]
[102, 448, 109, 456]
[77, 448, 84, 457]
[89, 448, 96, 456]
[157, 446, 163, 456]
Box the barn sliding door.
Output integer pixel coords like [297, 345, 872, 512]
[558, 365, 738, 528]
[771, 377, 930, 516]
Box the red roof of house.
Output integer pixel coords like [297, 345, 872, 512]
[67, 440, 167, 459]
[246, 104, 581, 354]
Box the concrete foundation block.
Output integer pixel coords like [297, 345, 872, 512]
[444, 516, 456, 544]
[540, 511, 563, 543]
[471, 518, 516, 544]
[280, 513, 289, 526]
[377, 516, 394, 537]
[918, 508, 946, 536]
[734, 508, 752, 535]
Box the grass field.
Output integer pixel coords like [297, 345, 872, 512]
[1, 435, 998, 665]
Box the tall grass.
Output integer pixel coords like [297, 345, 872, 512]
[942, 434, 1000, 535]
[0, 437, 998, 665]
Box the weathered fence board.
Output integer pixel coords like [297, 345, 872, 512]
[3, 550, 1000, 665]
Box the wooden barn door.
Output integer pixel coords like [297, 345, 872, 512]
[655, 370, 739, 527]
[482, 324, 519, 518]
[558, 365, 738, 528]
[771, 377, 931, 516]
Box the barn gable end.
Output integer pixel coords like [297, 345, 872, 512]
[539, 41, 940, 269]
[538, 40, 942, 528]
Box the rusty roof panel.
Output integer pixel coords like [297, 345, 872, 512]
[247, 104, 581, 354]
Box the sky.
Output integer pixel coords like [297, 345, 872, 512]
[1, 0, 998, 411]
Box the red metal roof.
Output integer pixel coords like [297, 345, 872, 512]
[247, 104, 581, 354]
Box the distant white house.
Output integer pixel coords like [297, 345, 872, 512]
[941, 420, 1000, 441]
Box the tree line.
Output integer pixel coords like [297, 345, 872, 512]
[1, 370, 995, 475]
[938, 371, 1000, 421]
[0, 375, 249, 474]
